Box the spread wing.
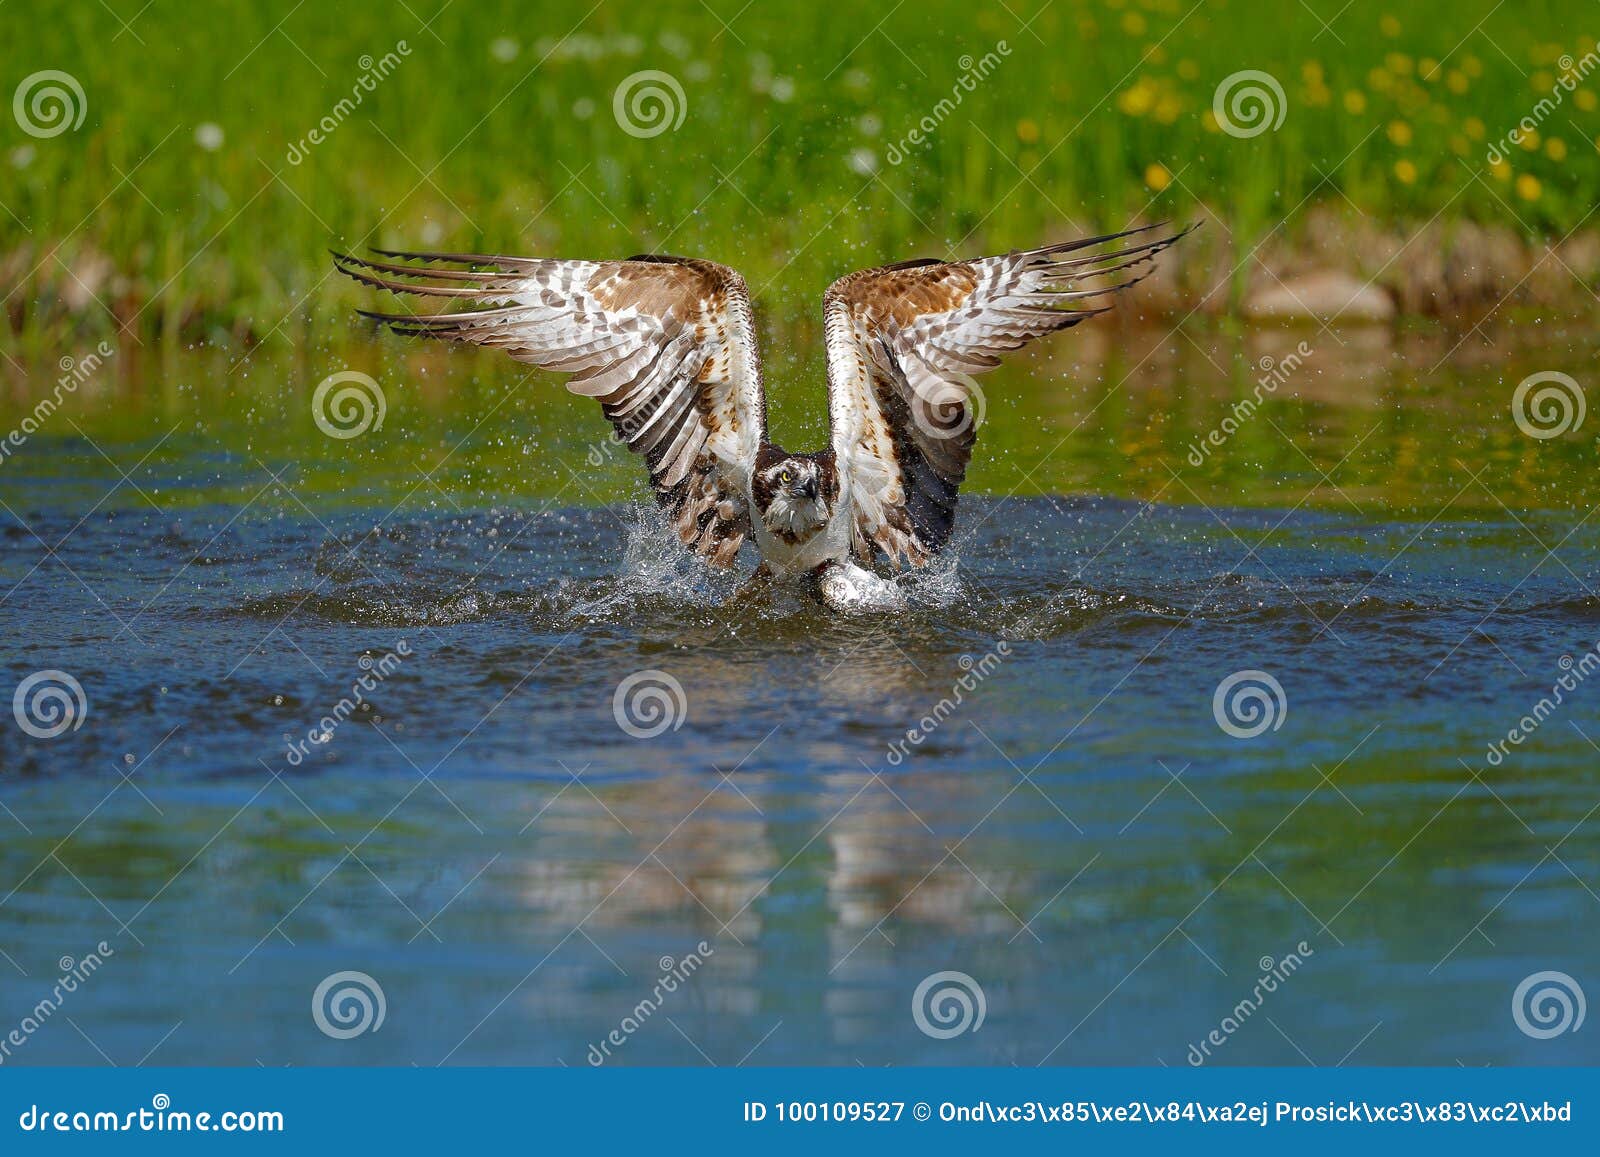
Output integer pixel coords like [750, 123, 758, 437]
[334, 249, 765, 567]
[824, 223, 1192, 567]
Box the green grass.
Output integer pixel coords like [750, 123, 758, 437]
[2, 0, 1597, 352]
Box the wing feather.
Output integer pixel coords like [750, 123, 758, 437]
[825, 223, 1192, 567]
[336, 249, 763, 567]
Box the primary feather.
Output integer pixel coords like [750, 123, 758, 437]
[335, 223, 1192, 587]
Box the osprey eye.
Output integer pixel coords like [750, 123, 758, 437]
[779, 469, 792, 484]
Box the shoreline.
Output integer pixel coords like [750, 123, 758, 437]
[4, 206, 1597, 352]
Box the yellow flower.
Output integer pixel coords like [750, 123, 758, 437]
[1016, 118, 1040, 144]
[1516, 173, 1542, 201]
[1201, 109, 1221, 133]
[1447, 70, 1469, 94]
[1546, 137, 1568, 161]
[1393, 159, 1417, 184]
[1117, 79, 1156, 116]
[1343, 89, 1367, 114]
[1305, 85, 1331, 107]
[1463, 116, 1485, 140]
[1302, 60, 1324, 84]
[1578, 89, 1598, 111]
[1419, 57, 1439, 79]
[1518, 128, 1541, 151]
[1380, 14, 1401, 36]
[1385, 52, 1414, 75]
[1154, 94, 1183, 123]
[1121, 10, 1147, 35]
[1489, 159, 1511, 181]
[1449, 134, 1469, 156]
[1368, 67, 1393, 92]
[1462, 55, 1483, 78]
[1144, 162, 1172, 191]
[1387, 120, 1413, 146]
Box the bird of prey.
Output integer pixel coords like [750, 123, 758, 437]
[333, 224, 1189, 611]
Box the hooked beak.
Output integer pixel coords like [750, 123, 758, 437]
[799, 477, 819, 500]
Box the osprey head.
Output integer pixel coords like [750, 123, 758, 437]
[752, 445, 837, 543]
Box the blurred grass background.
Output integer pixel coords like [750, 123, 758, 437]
[2, 0, 1596, 359]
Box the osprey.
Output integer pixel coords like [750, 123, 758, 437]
[334, 224, 1189, 611]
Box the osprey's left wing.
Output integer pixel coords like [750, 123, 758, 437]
[824, 223, 1191, 567]
[334, 249, 765, 567]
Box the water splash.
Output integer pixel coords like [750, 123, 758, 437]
[569, 502, 740, 619]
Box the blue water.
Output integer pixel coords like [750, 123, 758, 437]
[3, 428, 1598, 1066]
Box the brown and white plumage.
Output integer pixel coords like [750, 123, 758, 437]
[334, 249, 763, 567]
[334, 223, 1190, 605]
[823, 223, 1191, 567]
